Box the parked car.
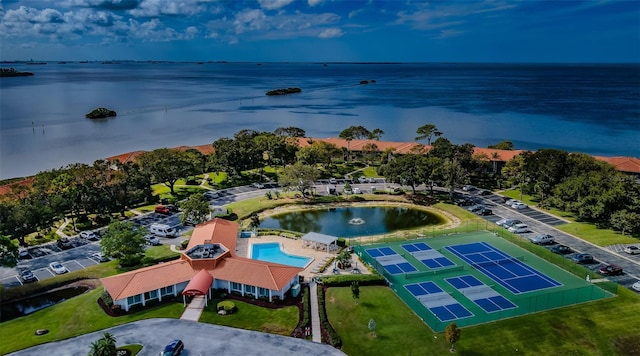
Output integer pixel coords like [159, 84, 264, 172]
[358, 176, 368, 183]
[57, 237, 73, 249]
[599, 264, 623, 276]
[624, 246, 640, 255]
[91, 252, 110, 263]
[512, 202, 528, 210]
[467, 205, 484, 213]
[154, 205, 171, 215]
[353, 187, 362, 194]
[165, 204, 180, 213]
[633, 280, 640, 292]
[572, 254, 595, 264]
[455, 198, 474, 206]
[343, 187, 353, 195]
[80, 231, 99, 240]
[462, 185, 476, 191]
[18, 248, 30, 259]
[145, 234, 161, 246]
[501, 219, 523, 228]
[478, 190, 491, 196]
[508, 223, 529, 233]
[203, 191, 219, 199]
[477, 208, 493, 216]
[20, 269, 38, 283]
[497, 196, 509, 204]
[49, 262, 69, 274]
[161, 339, 184, 356]
[530, 234, 554, 245]
[506, 199, 519, 205]
[551, 245, 572, 254]
[368, 177, 376, 183]
[252, 182, 265, 189]
[328, 177, 338, 184]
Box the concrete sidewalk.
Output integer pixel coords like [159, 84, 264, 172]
[310, 282, 322, 343]
[180, 295, 207, 321]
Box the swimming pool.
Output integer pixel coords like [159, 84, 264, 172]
[251, 242, 312, 268]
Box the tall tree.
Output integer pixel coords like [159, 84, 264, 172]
[138, 148, 197, 194]
[274, 126, 306, 138]
[100, 221, 147, 267]
[339, 127, 355, 162]
[278, 163, 320, 196]
[89, 332, 117, 356]
[368, 128, 385, 141]
[488, 140, 515, 150]
[438, 157, 469, 199]
[379, 154, 425, 194]
[415, 124, 442, 145]
[0, 234, 19, 267]
[180, 193, 211, 225]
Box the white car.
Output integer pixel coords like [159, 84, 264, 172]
[512, 202, 528, 209]
[91, 252, 110, 262]
[353, 187, 362, 194]
[358, 176, 368, 183]
[80, 231, 99, 240]
[18, 248, 29, 258]
[328, 177, 338, 184]
[368, 177, 376, 183]
[633, 280, 640, 292]
[506, 199, 519, 205]
[624, 246, 640, 255]
[49, 262, 69, 274]
[252, 182, 265, 189]
[508, 223, 529, 233]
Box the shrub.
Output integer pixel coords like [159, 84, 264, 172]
[320, 274, 385, 287]
[217, 300, 237, 313]
[317, 286, 342, 347]
[180, 239, 190, 249]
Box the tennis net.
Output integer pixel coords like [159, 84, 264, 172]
[405, 265, 464, 279]
[471, 256, 524, 268]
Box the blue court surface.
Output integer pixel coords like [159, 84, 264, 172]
[365, 248, 417, 275]
[445, 242, 562, 294]
[405, 281, 473, 322]
[445, 275, 517, 313]
[401, 242, 432, 253]
[402, 242, 456, 270]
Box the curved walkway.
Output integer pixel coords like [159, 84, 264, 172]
[8, 318, 345, 356]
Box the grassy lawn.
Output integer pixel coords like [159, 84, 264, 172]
[199, 299, 299, 336]
[501, 189, 638, 246]
[326, 286, 640, 356]
[226, 196, 300, 220]
[0, 287, 185, 355]
[361, 166, 379, 177]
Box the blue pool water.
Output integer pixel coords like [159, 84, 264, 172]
[251, 243, 312, 268]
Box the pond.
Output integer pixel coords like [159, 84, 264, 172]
[260, 206, 446, 238]
[0, 286, 90, 322]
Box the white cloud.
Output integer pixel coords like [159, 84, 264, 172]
[128, 0, 206, 17]
[318, 27, 342, 38]
[257, 0, 294, 11]
[308, 0, 323, 7]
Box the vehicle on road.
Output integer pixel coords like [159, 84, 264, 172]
[551, 245, 572, 254]
[502, 219, 523, 228]
[149, 223, 177, 238]
[326, 185, 336, 195]
[353, 187, 362, 194]
[478, 190, 491, 196]
[91, 252, 110, 262]
[80, 231, 99, 240]
[343, 187, 353, 195]
[165, 204, 180, 213]
[18, 248, 29, 259]
[462, 185, 476, 191]
[508, 223, 529, 233]
[328, 177, 338, 184]
[49, 262, 69, 274]
[57, 237, 73, 249]
[599, 264, 623, 276]
[530, 234, 554, 245]
[20, 269, 38, 283]
[455, 198, 473, 206]
[467, 205, 484, 213]
[572, 254, 595, 264]
[624, 246, 640, 255]
[358, 176, 368, 183]
[368, 177, 376, 183]
[477, 207, 493, 216]
[252, 182, 265, 189]
[512, 202, 528, 210]
[162, 339, 184, 356]
[633, 281, 640, 292]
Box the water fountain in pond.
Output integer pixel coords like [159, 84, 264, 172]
[349, 218, 365, 225]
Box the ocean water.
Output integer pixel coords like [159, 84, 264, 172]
[1, 62, 638, 180]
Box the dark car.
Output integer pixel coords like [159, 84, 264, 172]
[572, 253, 595, 264]
[467, 205, 484, 213]
[599, 264, 623, 276]
[478, 190, 492, 196]
[455, 198, 473, 206]
[20, 269, 37, 283]
[57, 237, 73, 249]
[162, 339, 184, 356]
[165, 204, 180, 213]
[477, 208, 493, 216]
[551, 245, 572, 254]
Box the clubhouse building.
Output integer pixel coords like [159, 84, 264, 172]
[100, 219, 303, 312]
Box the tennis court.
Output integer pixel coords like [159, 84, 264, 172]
[354, 231, 614, 332]
[445, 241, 562, 294]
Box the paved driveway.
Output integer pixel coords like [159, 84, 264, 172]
[7, 318, 345, 356]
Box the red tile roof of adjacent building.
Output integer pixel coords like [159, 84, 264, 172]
[594, 156, 640, 174]
[100, 259, 195, 301]
[472, 147, 527, 162]
[100, 219, 302, 301]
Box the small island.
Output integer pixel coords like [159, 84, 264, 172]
[86, 107, 117, 119]
[0, 68, 34, 77]
[265, 87, 302, 96]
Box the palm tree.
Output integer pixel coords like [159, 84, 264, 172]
[89, 332, 116, 356]
[415, 124, 442, 146]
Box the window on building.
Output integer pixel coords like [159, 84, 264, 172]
[144, 290, 158, 300]
[245, 285, 256, 294]
[160, 286, 174, 296]
[258, 287, 269, 297]
[231, 282, 242, 291]
[127, 294, 142, 305]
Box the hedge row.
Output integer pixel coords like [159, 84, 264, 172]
[320, 274, 386, 287]
[302, 285, 310, 328]
[317, 285, 342, 348]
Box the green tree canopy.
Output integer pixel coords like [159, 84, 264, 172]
[415, 123, 442, 145]
[138, 148, 197, 194]
[278, 163, 320, 196]
[488, 140, 515, 150]
[100, 221, 147, 267]
[0, 234, 19, 267]
[180, 193, 211, 225]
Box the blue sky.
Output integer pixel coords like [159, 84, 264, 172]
[1, 0, 639, 62]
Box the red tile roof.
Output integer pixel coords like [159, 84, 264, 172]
[100, 259, 195, 300]
[594, 156, 640, 174]
[182, 269, 214, 296]
[100, 218, 302, 301]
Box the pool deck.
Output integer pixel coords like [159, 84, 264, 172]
[236, 235, 371, 279]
